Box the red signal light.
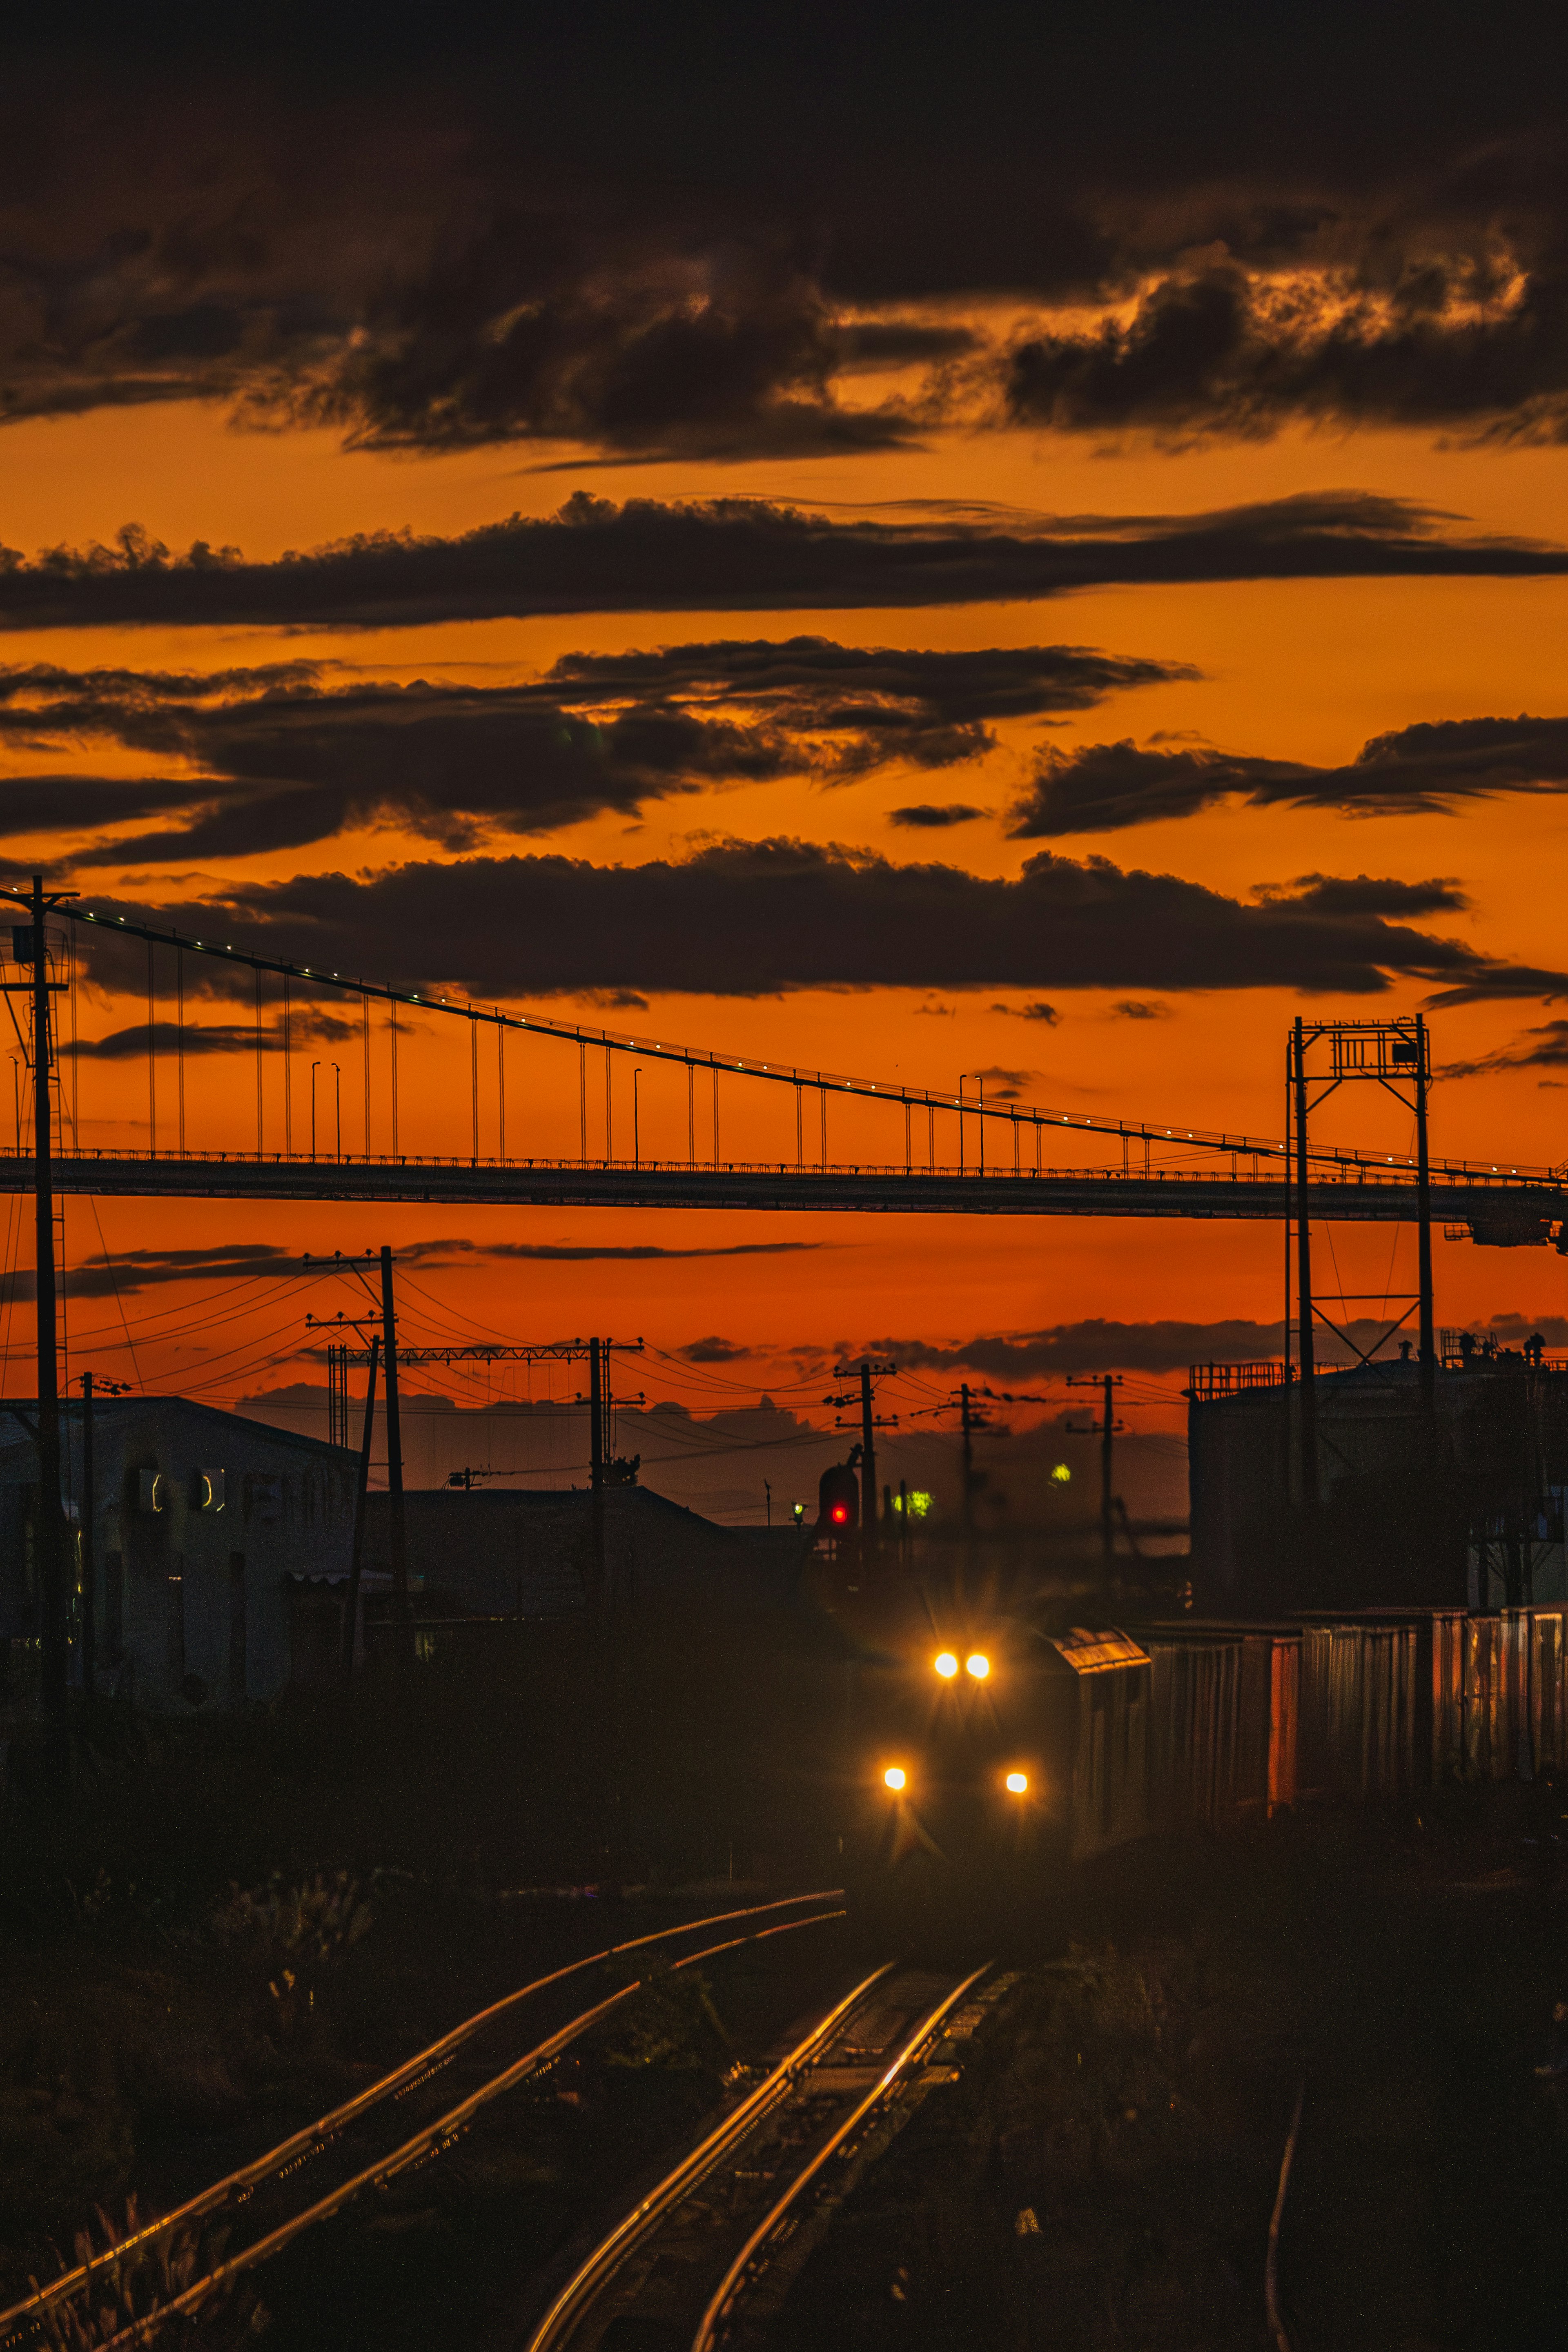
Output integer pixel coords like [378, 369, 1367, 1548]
[818, 1461, 859, 1535]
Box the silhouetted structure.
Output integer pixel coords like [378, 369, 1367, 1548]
[0, 1397, 355, 1715]
[1189, 1342, 1568, 1610]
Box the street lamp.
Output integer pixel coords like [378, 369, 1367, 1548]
[331, 1063, 341, 1158]
[633, 1067, 643, 1166]
[310, 1061, 320, 1158]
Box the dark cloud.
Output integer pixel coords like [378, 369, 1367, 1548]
[889, 804, 989, 828]
[1010, 715, 1568, 835]
[63, 1012, 356, 1060]
[970, 1065, 1036, 1101]
[478, 1241, 816, 1263]
[1004, 258, 1568, 447]
[994, 1000, 1061, 1025]
[873, 1310, 1568, 1376]
[0, 1229, 819, 1308]
[0, 494, 1561, 635]
[1, 11, 1567, 454]
[78, 836, 1563, 1004]
[1111, 999, 1171, 1019]
[0, 1242, 305, 1305]
[0, 637, 1176, 857]
[1443, 1020, 1568, 1077]
[678, 1336, 755, 1362]
[1258, 873, 1471, 918]
[304, 241, 918, 462]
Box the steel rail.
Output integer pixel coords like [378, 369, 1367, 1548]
[524, 1960, 900, 2352]
[2, 1151, 1562, 1234]
[691, 1962, 993, 2352]
[81, 1908, 845, 2352]
[49, 903, 1541, 1180]
[0, 1889, 840, 2346]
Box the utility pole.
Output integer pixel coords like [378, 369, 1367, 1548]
[341, 1334, 379, 1688]
[1, 873, 75, 1780]
[860, 1361, 878, 1568]
[960, 1382, 975, 1532]
[589, 1335, 605, 1611]
[379, 1246, 411, 1668]
[1292, 1017, 1319, 1517]
[1067, 1373, 1126, 1572]
[79, 1372, 95, 1699]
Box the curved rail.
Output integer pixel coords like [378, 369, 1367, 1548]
[79, 1907, 844, 2352]
[0, 1889, 840, 2349]
[691, 1963, 991, 2352]
[525, 1960, 900, 2352]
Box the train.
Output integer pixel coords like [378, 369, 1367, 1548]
[824, 1581, 1568, 1889]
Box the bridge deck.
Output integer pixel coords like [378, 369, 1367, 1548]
[2, 1154, 1563, 1235]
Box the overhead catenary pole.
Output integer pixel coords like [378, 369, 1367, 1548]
[960, 1382, 975, 1534]
[29, 875, 69, 1773]
[588, 1336, 605, 1611]
[1101, 1373, 1115, 1568]
[1414, 1013, 1435, 1414]
[379, 1246, 411, 1666]
[1292, 1018, 1319, 1516]
[79, 1371, 95, 1699]
[860, 1361, 878, 1568]
[341, 1334, 379, 1688]
[1066, 1372, 1125, 1573]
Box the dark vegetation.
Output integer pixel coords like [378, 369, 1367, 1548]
[778, 1798, 1568, 2352]
[0, 1612, 843, 2317]
[4, 1624, 1567, 2350]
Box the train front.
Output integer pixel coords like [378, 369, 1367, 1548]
[847, 1618, 1153, 1940]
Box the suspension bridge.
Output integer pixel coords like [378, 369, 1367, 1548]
[0, 899, 1562, 1244]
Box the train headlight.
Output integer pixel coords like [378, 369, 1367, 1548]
[1005, 1771, 1029, 1795]
[965, 1652, 991, 1680]
[884, 1765, 907, 1792]
[934, 1650, 959, 1679]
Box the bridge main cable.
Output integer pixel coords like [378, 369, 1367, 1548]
[60, 902, 1547, 1186]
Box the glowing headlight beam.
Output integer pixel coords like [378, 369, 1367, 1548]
[1005, 1771, 1029, 1795]
[933, 1651, 959, 1679]
[965, 1652, 990, 1680]
[883, 1765, 907, 1792]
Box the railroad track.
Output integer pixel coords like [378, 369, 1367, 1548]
[0, 1890, 844, 2352]
[526, 1958, 1007, 2352]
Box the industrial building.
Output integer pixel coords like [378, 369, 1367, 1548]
[1188, 1341, 1568, 1612]
[359, 1484, 811, 1626]
[0, 1397, 356, 1717]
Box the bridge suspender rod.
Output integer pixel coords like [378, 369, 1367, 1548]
[58, 904, 1539, 1184]
[146, 941, 156, 1157]
[390, 996, 399, 1157]
[176, 945, 185, 1158]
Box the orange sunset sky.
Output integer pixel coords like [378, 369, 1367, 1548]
[4, 4, 1568, 1514]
